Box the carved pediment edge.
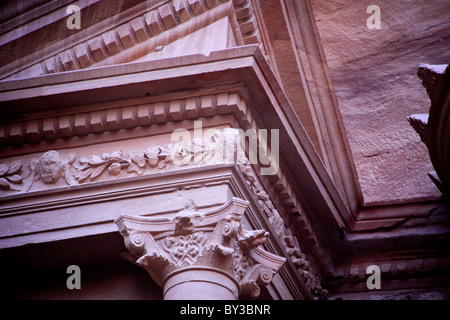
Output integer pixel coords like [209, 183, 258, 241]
[1, 0, 263, 80]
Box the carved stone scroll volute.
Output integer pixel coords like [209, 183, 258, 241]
[115, 197, 286, 300]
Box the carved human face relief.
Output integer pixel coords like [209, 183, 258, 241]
[36, 150, 62, 184]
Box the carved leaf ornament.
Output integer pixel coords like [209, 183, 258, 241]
[0, 160, 23, 190]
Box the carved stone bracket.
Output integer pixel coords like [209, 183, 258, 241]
[115, 197, 286, 300]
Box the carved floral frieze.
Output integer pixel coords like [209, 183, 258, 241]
[0, 144, 186, 194]
[0, 129, 239, 194]
[72, 145, 174, 183]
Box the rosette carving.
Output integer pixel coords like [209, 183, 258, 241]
[163, 233, 207, 266]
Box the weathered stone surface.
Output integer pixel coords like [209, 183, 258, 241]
[1, 0, 449, 301]
[311, 0, 450, 204]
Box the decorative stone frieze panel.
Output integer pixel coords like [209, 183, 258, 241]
[115, 197, 286, 299]
[0, 126, 237, 195]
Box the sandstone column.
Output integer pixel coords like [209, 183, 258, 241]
[115, 197, 286, 300]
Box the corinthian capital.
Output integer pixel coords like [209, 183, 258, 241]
[115, 197, 286, 300]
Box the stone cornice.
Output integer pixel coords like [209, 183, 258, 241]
[0, 47, 344, 231]
[0, 45, 348, 237]
[2, 44, 445, 290]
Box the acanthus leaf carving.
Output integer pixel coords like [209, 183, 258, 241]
[163, 232, 208, 266]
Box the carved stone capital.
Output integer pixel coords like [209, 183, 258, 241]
[115, 197, 285, 300]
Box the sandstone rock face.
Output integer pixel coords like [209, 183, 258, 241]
[311, 0, 450, 204]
